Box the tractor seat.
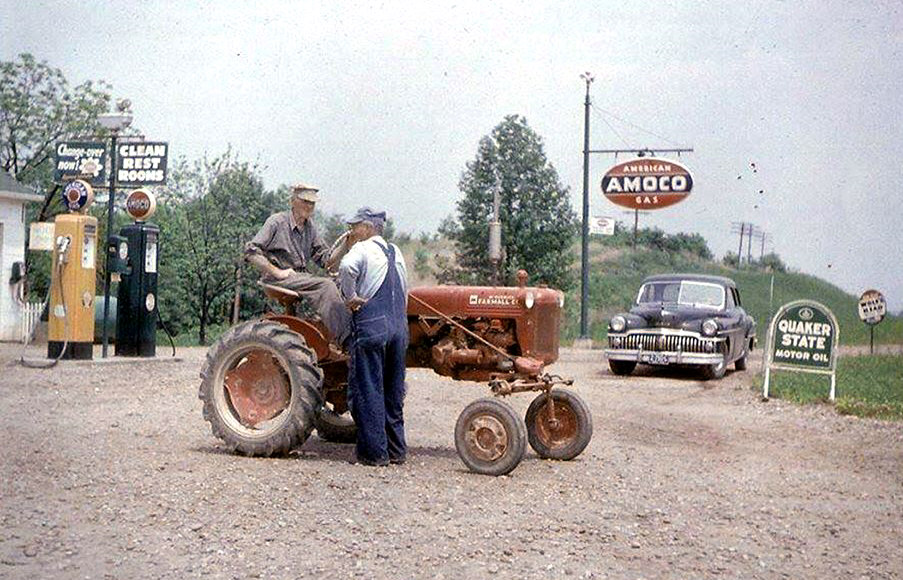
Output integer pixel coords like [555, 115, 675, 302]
[258, 282, 300, 310]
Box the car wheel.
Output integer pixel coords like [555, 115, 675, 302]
[734, 355, 748, 371]
[700, 360, 727, 380]
[608, 360, 636, 376]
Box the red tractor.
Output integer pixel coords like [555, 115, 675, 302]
[199, 271, 592, 475]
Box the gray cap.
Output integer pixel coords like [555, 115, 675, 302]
[346, 206, 386, 228]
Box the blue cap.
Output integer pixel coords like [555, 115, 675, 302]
[346, 206, 386, 228]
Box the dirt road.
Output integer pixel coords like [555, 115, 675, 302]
[1, 343, 901, 579]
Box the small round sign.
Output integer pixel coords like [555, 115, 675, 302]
[125, 189, 157, 221]
[62, 179, 95, 213]
[858, 289, 886, 325]
[145, 293, 156, 312]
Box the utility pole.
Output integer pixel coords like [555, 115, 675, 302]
[731, 221, 753, 266]
[747, 225, 756, 264]
[756, 230, 771, 261]
[577, 75, 692, 344]
[579, 72, 593, 341]
[622, 209, 650, 248]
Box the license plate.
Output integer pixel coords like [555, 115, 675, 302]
[644, 353, 670, 365]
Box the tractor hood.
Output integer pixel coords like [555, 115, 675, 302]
[408, 285, 562, 318]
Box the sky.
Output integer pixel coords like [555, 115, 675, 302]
[3, 0, 902, 311]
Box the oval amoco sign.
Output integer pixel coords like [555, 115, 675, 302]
[601, 157, 693, 210]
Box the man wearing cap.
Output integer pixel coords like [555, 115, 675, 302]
[245, 183, 350, 346]
[338, 207, 409, 466]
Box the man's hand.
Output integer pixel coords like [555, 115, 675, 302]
[272, 267, 293, 281]
[346, 296, 368, 312]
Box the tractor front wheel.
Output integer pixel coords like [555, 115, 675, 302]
[454, 398, 526, 476]
[199, 320, 323, 456]
[525, 389, 593, 461]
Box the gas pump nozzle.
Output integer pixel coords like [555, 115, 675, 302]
[55, 235, 72, 264]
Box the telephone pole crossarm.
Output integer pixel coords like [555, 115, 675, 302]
[588, 147, 694, 155]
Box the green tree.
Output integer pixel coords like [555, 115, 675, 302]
[759, 252, 787, 272]
[156, 151, 277, 344]
[722, 251, 740, 268]
[449, 115, 577, 289]
[0, 53, 111, 220]
[413, 248, 431, 278]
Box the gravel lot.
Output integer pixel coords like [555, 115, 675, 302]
[1, 342, 901, 579]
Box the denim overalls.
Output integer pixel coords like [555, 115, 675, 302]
[348, 241, 408, 464]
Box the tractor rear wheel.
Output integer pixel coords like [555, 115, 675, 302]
[455, 398, 526, 476]
[525, 389, 593, 461]
[199, 320, 323, 456]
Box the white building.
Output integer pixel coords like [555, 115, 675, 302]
[0, 173, 43, 341]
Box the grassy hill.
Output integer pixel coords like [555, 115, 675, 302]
[557, 241, 903, 346]
[398, 234, 902, 347]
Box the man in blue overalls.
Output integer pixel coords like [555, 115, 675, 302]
[337, 207, 409, 466]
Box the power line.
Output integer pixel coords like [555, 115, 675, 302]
[594, 111, 631, 149]
[591, 104, 682, 147]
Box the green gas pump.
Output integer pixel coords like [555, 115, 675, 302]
[115, 189, 159, 357]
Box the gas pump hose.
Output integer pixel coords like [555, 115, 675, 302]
[19, 260, 70, 369]
[156, 305, 176, 357]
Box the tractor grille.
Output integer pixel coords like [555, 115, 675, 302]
[533, 303, 559, 357]
[609, 332, 713, 353]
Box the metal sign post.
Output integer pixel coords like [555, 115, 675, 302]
[763, 300, 840, 401]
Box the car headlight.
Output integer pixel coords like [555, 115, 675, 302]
[610, 315, 626, 332]
[525, 292, 535, 309]
[702, 319, 718, 336]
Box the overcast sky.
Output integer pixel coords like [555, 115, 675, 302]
[3, 0, 901, 310]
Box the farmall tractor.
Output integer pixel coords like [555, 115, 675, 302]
[199, 270, 592, 476]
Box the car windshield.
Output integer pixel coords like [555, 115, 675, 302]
[637, 281, 725, 309]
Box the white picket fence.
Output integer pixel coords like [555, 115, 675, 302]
[21, 301, 44, 343]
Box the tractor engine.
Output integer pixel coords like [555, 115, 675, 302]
[406, 281, 564, 382]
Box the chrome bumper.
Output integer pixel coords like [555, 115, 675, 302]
[606, 329, 725, 366]
[605, 349, 725, 366]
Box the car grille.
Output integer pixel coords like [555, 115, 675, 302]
[609, 333, 714, 353]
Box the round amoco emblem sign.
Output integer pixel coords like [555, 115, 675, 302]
[125, 188, 157, 221]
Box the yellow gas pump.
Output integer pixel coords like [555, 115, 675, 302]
[48, 180, 97, 360]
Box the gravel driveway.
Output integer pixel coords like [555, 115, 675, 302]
[1, 343, 901, 579]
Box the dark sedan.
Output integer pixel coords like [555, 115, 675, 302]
[605, 274, 756, 379]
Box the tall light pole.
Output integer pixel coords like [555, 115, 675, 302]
[579, 72, 594, 342]
[97, 100, 133, 358]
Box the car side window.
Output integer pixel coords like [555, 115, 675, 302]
[733, 288, 742, 307]
[725, 287, 736, 309]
